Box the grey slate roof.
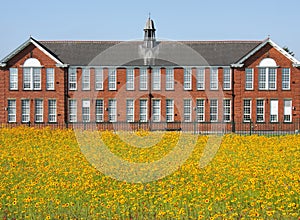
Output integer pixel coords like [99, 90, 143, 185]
[40, 40, 262, 67]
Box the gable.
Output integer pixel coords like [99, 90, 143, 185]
[232, 38, 300, 68]
[0, 37, 64, 68]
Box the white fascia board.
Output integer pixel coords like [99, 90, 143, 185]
[30, 39, 64, 65]
[231, 64, 244, 68]
[56, 63, 69, 68]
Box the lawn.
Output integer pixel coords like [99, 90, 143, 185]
[0, 127, 299, 219]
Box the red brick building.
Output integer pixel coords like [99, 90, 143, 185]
[1, 18, 300, 132]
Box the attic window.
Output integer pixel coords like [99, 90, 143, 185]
[23, 58, 42, 67]
[259, 58, 277, 67]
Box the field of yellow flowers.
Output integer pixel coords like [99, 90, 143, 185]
[0, 127, 299, 219]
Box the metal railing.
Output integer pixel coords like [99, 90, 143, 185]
[2, 120, 300, 135]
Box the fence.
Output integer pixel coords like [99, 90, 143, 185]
[2, 120, 300, 135]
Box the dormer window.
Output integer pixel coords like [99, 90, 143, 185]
[23, 58, 42, 90]
[258, 58, 277, 90]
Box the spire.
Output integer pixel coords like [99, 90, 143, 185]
[144, 15, 156, 48]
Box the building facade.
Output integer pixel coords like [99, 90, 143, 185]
[1, 18, 300, 132]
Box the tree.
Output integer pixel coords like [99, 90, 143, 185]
[283, 47, 295, 57]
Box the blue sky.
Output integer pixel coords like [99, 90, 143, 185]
[1, 0, 300, 59]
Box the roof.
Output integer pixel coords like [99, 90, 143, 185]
[39, 40, 262, 66]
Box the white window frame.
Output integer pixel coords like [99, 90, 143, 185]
[8, 99, 16, 123]
[184, 99, 192, 122]
[243, 99, 252, 122]
[152, 68, 161, 91]
[210, 68, 218, 90]
[245, 68, 253, 90]
[282, 68, 290, 90]
[82, 68, 90, 91]
[35, 99, 43, 123]
[197, 68, 205, 90]
[256, 99, 265, 122]
[126, 68, 135, 91]
[46, 68, 55, 90]
[126, 99, 135, 122]
[108, 68, 117, 90]
[9, 68, 18, 90]
[95, 99, 104, 122]
[223, 99, 231, 122]
[95, 68, 104, 90]
[270, 99, 278, 123]
[69, 68, 77, 90]
[69, 99, 77, 122]
[139, 68, 148, 90]
[165, 68, 174, 90]
[108, 99, 117, 122]
[82, 100, 90, 122]
[210, 99, 218, 122]
[284, 99, 292, 122]
[258, 67, 277, 90]
[223, 68, 231, 90]
[21, 99, 30, 123]
[152, 99, 161, 122]
[48, 99, 57, 123]
[184, 68, 192, 90]
[196, 99, 205, 122]
[23, 67, 41, 90]
[140, 99, 148, 122]
[166, 99, 174, 122]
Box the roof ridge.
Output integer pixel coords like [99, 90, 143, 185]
[40, 40, 123, 44]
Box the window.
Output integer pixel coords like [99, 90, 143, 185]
[48, 100, 57, 123]
[210, 99, 218, 122]
[223, 68, 231, 90]
[184, 68, 192, 90]
[166, 99, 174, 122]
[126, 68, 134, 90]
[258, 68, 277, 90]
[69, 68, 77, 90]
[256, 100, 265, 122]
[82, 68, 90, 90]
[243, 100, 252, 122]
[282, 68, 290, 90]
[8, 100, 16, 123]
[270, 100, 278, 122]
[140, 100, 148, 122]
[197, 68, 205, 90]
[69, 100, 77, 122]
[210, 68, 218, 90]
[152, 99, 161, 122]
[152, 68, 161, 90]
[166, 68, 174, 90]
[82, 100, 90, 122]
[21, 99, 30, 123]
[95, 68, 104, 90]
[9, 68, 18, 90]
[46, 68, 55, 90]
[284, 100, 292, 122]
[184, 99, 192, 122]
[23, 67, 41, 90]
[223, 99, 231, 122]
[245, 68, 253, 90]
[126, 99, 134, 122]
[95, 99, 104, 122]
[35, 99, 43, 123]
[108, 68, 117, 90]
[139, 68, 147, 90]
[108, 99, 117, 122]
[196, 99, 205, 122]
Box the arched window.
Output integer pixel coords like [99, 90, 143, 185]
[23, 58, 42, 90]
[258, 58, 277, 90]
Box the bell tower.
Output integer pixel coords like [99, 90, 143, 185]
[144, 15, 156, 48]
